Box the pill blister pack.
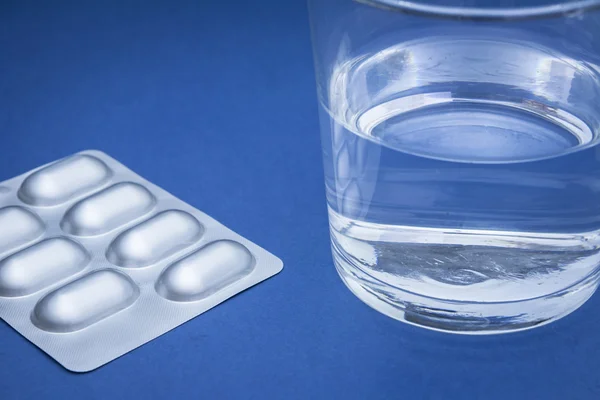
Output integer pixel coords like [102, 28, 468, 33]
[0, 150, 283, 372]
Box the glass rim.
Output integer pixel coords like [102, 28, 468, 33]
[357, 0, 600, 20]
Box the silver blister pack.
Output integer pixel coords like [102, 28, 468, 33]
[0, 150, 283, 372]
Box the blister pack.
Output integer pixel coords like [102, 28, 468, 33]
[0, 150, 283, 372]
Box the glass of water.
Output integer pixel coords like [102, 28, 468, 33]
[309, 0, 600, 333]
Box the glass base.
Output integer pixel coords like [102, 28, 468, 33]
[333, 242, 600, 334]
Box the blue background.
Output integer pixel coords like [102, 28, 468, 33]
[1, 1, 600, 399]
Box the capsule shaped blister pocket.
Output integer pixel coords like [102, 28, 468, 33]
[0, 150, 283, 372]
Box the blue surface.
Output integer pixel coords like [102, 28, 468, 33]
[1, 1, 600, 399]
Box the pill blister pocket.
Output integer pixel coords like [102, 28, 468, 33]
[0, 150, 283, 372]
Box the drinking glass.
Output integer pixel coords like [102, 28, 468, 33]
[308, 0, 600, 333]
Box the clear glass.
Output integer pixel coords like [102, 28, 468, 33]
[308, 0, 600, 333]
